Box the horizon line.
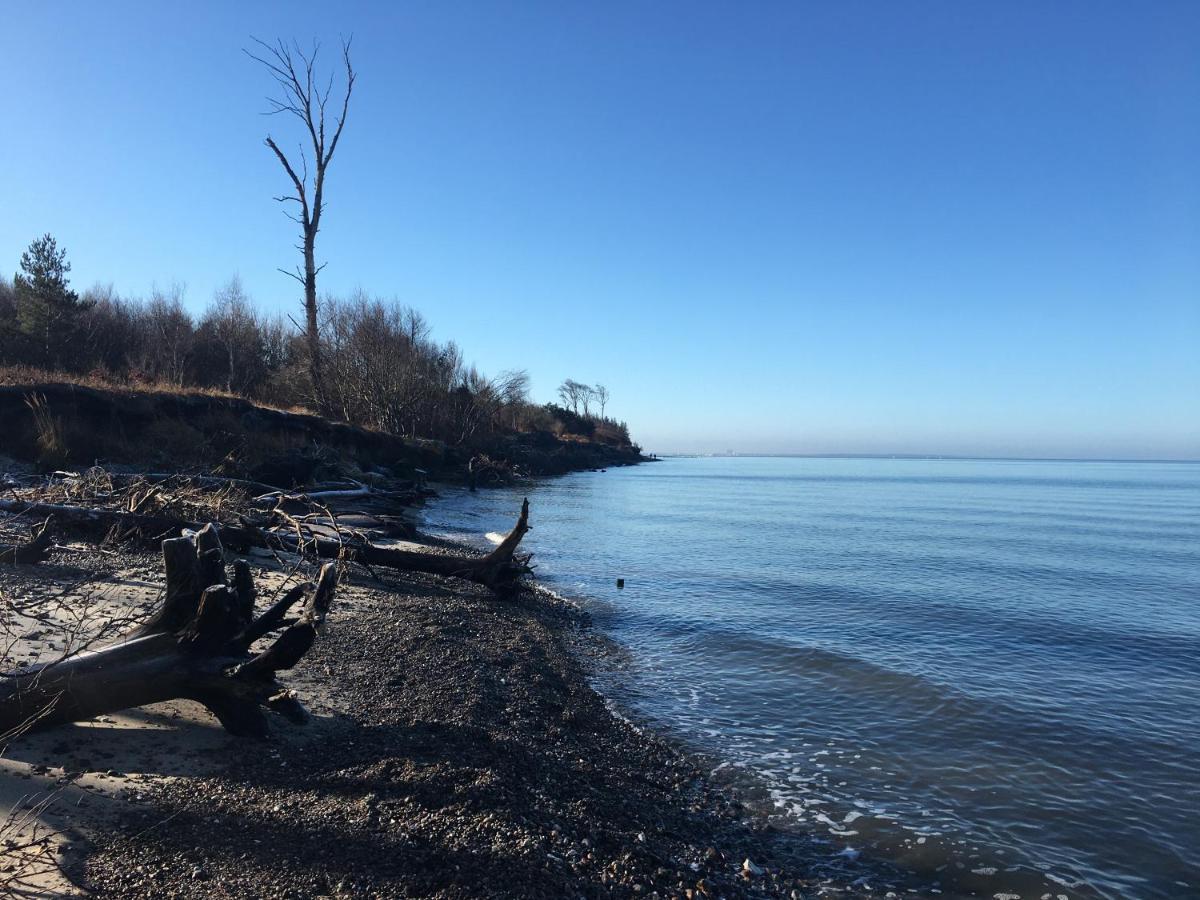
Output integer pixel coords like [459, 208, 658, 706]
[651, 452, 1200, 464]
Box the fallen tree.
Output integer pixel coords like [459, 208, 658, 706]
[0, 523, 338, 740]
[0, 497, 533, 590]
[0, 517, 54, 565]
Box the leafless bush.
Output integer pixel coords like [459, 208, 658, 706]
[320, 294, 532, 445]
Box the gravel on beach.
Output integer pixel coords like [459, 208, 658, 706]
[63, 556, 889, 899]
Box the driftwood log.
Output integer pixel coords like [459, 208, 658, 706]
[254, 480, 375, 503]
[0, 523, 338, 740]
[0, 498, 532, 589]
[0, 517, 54, 565]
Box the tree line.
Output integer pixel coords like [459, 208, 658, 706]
[0, 235, 632, 449]
[1, 38, 633, 452]
[557, 379, 610, 418]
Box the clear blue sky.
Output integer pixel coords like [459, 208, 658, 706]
[3, 2, 1197, 459]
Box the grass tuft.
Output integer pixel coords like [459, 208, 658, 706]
[23, 393, 69, 471]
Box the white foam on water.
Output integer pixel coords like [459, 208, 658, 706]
[602, 698, 646, 734]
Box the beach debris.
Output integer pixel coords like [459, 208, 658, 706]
[742, 858, 763, 876]
[0, 494, 533, 592]
[616, 578, 625, 589]
[0, 522, 339, 740]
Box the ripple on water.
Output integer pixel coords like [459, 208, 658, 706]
[423, 457, 1200, 900]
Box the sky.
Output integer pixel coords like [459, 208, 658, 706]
[2, 2, 1197, 459]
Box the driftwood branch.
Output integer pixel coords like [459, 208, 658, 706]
[0, 526, 339, 740]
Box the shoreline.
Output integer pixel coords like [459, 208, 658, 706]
[1, 514, 888, 898]
[417, 477, 1103, 900]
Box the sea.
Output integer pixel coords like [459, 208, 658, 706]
[421, 456, 1200, 899]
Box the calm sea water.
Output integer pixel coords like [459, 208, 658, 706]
[422, 457, 1200, 899]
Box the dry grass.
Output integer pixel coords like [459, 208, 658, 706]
[0, 365, 310, 417]
[22, 394, 68, 470]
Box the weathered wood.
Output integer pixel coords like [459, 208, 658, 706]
[0, 527, 339, 741]
[0, 497, 533, 590]
[254, 480, 375, 503]
[0, 517, 54, 565]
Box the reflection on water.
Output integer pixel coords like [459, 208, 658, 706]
[424, 457, 1200, 899]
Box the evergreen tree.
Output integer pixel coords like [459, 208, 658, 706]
[13, 233, 92, 368]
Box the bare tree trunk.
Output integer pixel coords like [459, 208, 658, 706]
[0, 524, 338, 740]
[303, 230, 325, 411]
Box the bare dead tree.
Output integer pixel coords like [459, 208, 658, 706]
[594, 384, 610, 418]
[246, 36, 356, 415]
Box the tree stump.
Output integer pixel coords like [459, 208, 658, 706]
[0, 523, 338, 741]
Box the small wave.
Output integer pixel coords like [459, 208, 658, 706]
[421, 459, 1200, 899]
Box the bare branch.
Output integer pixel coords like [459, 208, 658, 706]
[323, 36, 356, 168]
[264, 138, 307, 207]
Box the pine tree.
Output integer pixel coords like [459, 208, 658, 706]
[13, 234, 92, 368]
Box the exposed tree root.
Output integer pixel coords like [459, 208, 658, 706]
[0, 523, 338, 740]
